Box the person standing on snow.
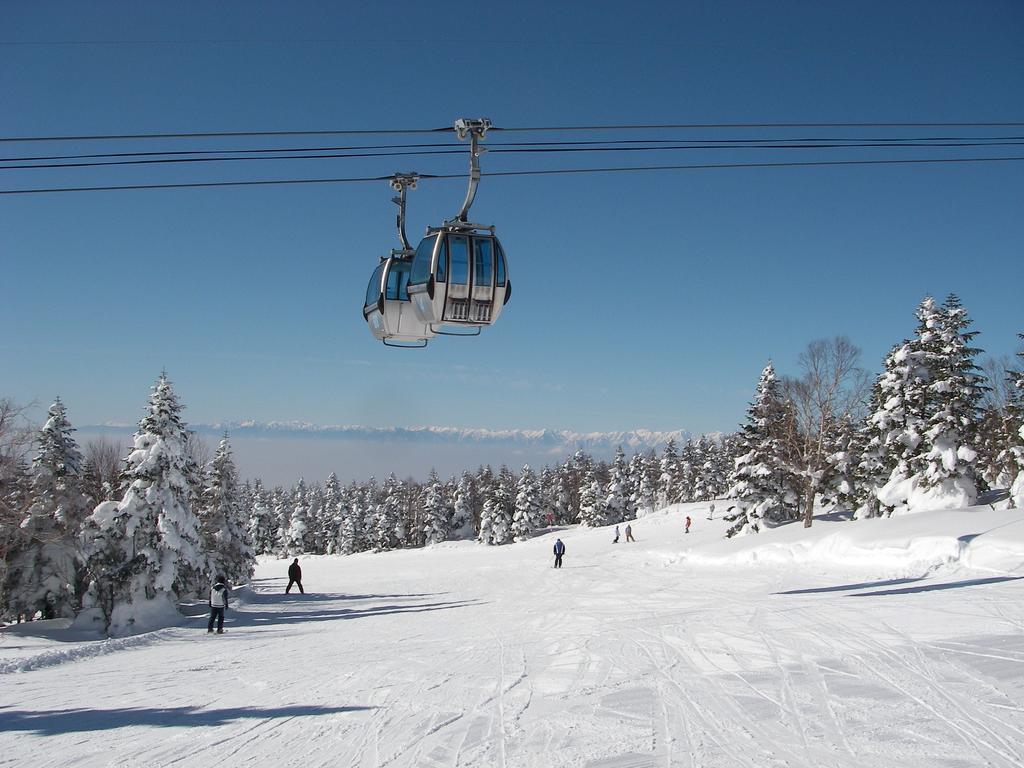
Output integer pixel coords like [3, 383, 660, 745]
[553, 538, 566, 568]
[685, 516, 692, 534]
[613, 525, 620, 543]
[625, 524, 635, 542]
[286, 558, 305, 594]
[708, 501, 716, 520]
[208, 577, 229, 634]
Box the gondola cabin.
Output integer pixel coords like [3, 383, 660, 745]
[363, 255, 435, 346]
[407, 226, 511, 330]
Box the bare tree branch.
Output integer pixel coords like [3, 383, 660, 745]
[84, 436, 124, 502]
[779, 337, 869, 527]
[185, 431, 213, 475]
[0, 398, 38, 603]
[980, 355, 1018, 412]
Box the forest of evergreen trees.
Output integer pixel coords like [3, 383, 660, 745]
[1, 294, 1021, 632]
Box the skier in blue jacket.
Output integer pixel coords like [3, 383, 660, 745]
[553, 538, 566, 568]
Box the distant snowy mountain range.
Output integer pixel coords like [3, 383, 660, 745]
[80, 422, 726, 483]
[201, 423, 711, 452]
[87, 421, 711, 453]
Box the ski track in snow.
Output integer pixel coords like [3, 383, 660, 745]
[3, 504, 1024, 767]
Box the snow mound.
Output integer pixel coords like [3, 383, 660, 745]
[0, 629, 174, 675]
[683, 533, 964, 573]
[674, 507, 1024, 576]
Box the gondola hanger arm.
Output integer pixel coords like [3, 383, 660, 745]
[455, 118, 492, 223]
[389, 172, 418, 253]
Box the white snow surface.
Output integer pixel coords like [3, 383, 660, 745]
[4, 503, 1024, 767]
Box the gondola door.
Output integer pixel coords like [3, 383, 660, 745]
[444, 233, 471, 323]
[470, 236, 496, 324]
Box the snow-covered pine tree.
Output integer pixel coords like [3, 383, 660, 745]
[874, 296, 986, 513]
[321, 473, 342, 554]
[395, 479, 413, 548]
[271, 486, 291, 555]
[237, 479, 253, 538]
[604, 447, 628, 523]
[708, 436, 729, 500]
[694, 436, 718, 501]
[401, 479, 422, 548]
[341, 480, 368, 554]
[694, 438, 712, 502]
[285, 478, 312, 555]
[911, 294, 986, 510]
[629, 451, 655, 517]
[657, 439, 679, 508]
[444, 474, 458, 530]
[499, 466, 518, 539]
[247, 480, 275, 555]
[357, 478, 378, 553]
[677, 440, 698, 503]
[478, 497, 496, 544]
[451, 471, 475, 539]
[511, 464, 542, 541]
[3, 398, 88, 620]
[976, 400, 1012, 491]
[198, 434, 254, 584]
[335, 483, 358, 555]
[820, 415, 860, 512]
[725, 362, 790, 537]
[714, 434, 742, 500]
[853, 376, 892, 519]
[645, 450, 661, 510]
[474, 465, 494, 531]
[81, 373, 207, 635]
[618, 458, 637, 523]
[536, 466, 554, 526]
[578, 472, 606, 528]
[486, 467, 516, 544]
[303, 483, 325, 554]
[422, 469, 450, 545]
[622, 452, 640, 520]
[552, 461, 573, 524]
[567, 451, 593, 522]
[372, 474, 402, 551]
[871, 307, 934, 513]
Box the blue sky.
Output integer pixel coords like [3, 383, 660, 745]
[3, 1, 1023, 444]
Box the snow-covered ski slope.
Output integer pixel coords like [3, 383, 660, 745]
[4, 504, 1024, 767]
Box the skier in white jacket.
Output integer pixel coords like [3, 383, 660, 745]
[208, 578, 230, 634]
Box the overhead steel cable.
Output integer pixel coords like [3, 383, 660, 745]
[478, 156, 1024, 177]
[0, 148, 465, 170]
[4, 135, 1023, 165]
[4, 121, 1024, 143]
[494, 122, 1024, 132]
[0, 173, 406, 194]
[4, 140, 1024, 171]
[2, 155, 1022, 196]
[0, 141, 464, 162]
[0, 127, 455, 143]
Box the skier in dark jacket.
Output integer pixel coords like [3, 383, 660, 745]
[553, 538, 566, 568]
[208, 578, 229, 634]
[286, 558, 304, 594]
